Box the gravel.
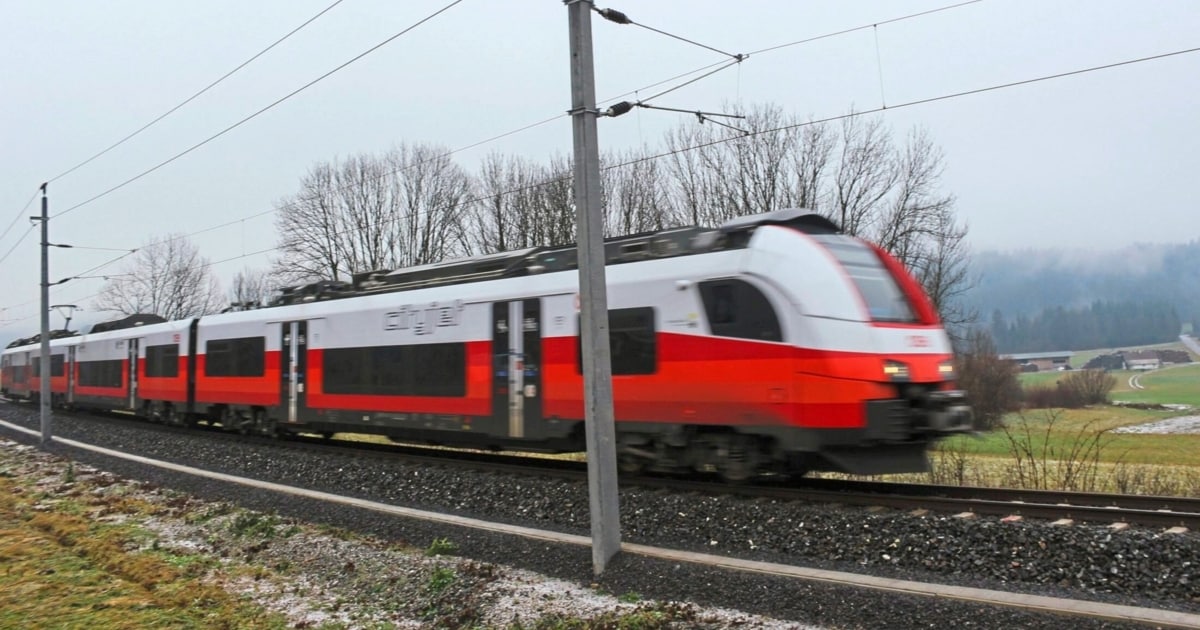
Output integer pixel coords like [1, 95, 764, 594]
[3, 403, 1196, 629]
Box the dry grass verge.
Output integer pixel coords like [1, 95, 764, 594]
[0, 440, 798, 629]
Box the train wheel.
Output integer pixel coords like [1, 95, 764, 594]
[162, 403, 178, 427]
[220, 407, 249, 435]
[253, 409, 277, 438]
[617, 453, 646, 475]
[718, 435, 761, 483]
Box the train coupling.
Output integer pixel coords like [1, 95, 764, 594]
[924, 389, 973, 433]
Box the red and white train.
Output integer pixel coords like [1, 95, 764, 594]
[1, 209, 971, 478]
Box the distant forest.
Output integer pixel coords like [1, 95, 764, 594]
[965, 241, 1200, 353]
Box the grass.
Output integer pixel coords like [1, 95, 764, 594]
[1017, 370, 1068, 388]
[1112, 363, 1200, 406]
[0, 462, 289, 629]
[915, 351, 1200, 494]
[426, 536, 457, 556]
[941, 405, 1200, 466]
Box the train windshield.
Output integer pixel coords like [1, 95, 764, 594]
[812, 235, 917, 323]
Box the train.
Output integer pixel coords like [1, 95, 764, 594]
[1, 209, 971, 479]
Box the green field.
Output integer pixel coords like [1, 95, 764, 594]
[942, 405, 1200, 466]
[912, 345, 1200, 493]
[1112, 363, 1200, 406]
[1019, 362, 1200, 406]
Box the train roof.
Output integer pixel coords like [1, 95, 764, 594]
[88, 313, 167, 333]
[272, 209, 840, 306]
[4, 328, 78, 349]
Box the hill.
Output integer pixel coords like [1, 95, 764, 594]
[964, 241, 1200, 353]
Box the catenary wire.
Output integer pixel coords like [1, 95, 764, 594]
[257, 43, 1200, 281]
[11, 7, 1184, 322]
[26, 0, 976, 262]
[6, 0, 973, 255]
[8, 41, 1195, 321]
[0, 227, 36, 269]
[0, 249, 139, 318]
[3, 40, 1193, 325]
[178, 0, 986, 243]
[0, 188, 41, 248]
[50, 0, 466, 221]
[593, 6, 742, 61]
[608, 46, 1200, 172]
[749, 0, 984, 57]
[46, 0, 350, 185]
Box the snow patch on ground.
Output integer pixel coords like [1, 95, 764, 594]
[1112, 415, 1200, 434]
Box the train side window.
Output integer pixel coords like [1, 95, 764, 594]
[575, 307, 657, 375]
[146, 344, 180, 378]
[323, 343, 466, 397]
[78, 359, 123, 388]
[699, 280, 782, 342]
[31, 355, 64, 377]
[205, 337, 265, 377]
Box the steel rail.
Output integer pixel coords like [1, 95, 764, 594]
[3, 399, 1197, 529]
[1, 413, 1198, 629]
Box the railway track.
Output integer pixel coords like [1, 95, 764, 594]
[3, 409, 1199, 630]
[6, 400, 1200, 530]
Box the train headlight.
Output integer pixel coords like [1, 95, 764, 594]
[938, 360, 956, 379]
[883, 360, 911, 382]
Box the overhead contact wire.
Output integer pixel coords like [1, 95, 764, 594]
[0, 188, 41, 247]
[6, 40, 1193, 319]
[59, 43, 1200, 298]
[39, 0, 978, 257]
[0, 227, 35, 268]
[46, 0, 350, 185]
[52, 0, 466, 221]
[609, 45, 1200, 171]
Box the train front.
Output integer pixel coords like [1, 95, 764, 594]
[743, 215, 973, 475]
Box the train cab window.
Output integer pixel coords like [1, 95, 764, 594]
[78, 360, 123, 388]
[576, 307, 657, 375]
[699, 280, 783, 342]
[811, 235, 917, 323]
[205, 337, 265, 377]
[146, 344, 180, 378]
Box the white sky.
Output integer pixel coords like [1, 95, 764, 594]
[1, 0, 1198, 339]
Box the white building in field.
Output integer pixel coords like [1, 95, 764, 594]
[1124, 350, 1161, 371]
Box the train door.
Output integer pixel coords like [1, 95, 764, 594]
[492, 299, 542, 438]
[280, 321, 308, 425]
[67, 346, 76, 404]
[127, 338, 139, 409]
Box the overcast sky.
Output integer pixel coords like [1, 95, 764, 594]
[1, 0, 1197, 339]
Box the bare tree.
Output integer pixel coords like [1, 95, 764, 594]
[465, 153, 576, 255]
[94, 234, 223, 319]
[956, 328, 1021, 431]
[911, 211, 976, 335]
[831, 114, 897, 237]
[387, 143, 473, 267]
[662, 103, 804, 225]
[272, 142, 473, 282]
[601, 147, 671, 236]
[655, 104, 975, 327]
[226, 267, 276, 310]
[787, 121, 836, 210]
[271, 162, 344, 284]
